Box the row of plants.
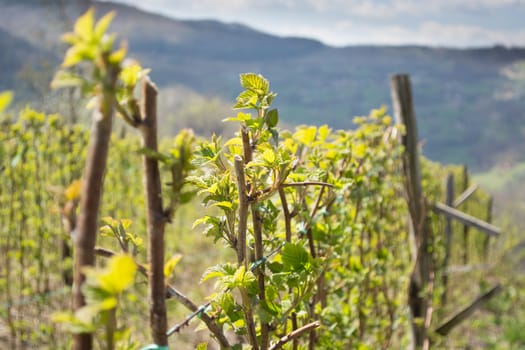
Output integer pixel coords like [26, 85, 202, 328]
[0, 8, 503, 350]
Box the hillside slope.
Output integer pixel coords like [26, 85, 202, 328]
[0, 0, 524, 169]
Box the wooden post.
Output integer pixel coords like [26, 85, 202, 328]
[391, 74, 433, 350]
[483, 197, 493, 261]
[140, 78, 168, 347]
[453, 184, 478, 208]
[461, 166, 470, 264]
[73, 67, 118, 350]
[435, 284, 502, 336]
[441, 173, 454, 306]
[432, 203, 500, 237]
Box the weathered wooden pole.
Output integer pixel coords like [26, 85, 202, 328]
[390, 74, 433, 350]
[441, 173, 454, 306]
[73, 66, 118, 350]
[432, 203, 500, 237]
[435, 284, 502, 336]
[453, 185, 478, 208]
[483, 196, 493, 261]
[140, 78, 168, 347]
[461, 166, 470, 264]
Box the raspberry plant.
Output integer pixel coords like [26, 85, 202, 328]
[0, 8, 501, 350]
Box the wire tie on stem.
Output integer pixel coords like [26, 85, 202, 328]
[140, 344, 169, 350]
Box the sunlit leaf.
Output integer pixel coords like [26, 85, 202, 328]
[192, 215, 221, 229]
[65, 179, 82, 201]
[353, 143, 366, 158]
[74, 8, 94, 40]
[261, 148, 276, 165]
[0, 91, 13, 113]
[210, 201, 234, 210]
[51, 311, 76, 324]
[318, 125, 331, 141]
[109, 42, 128, 64]
[164, 254, 183, 278]
[201, 263, 236, 283]
[62, 44, 95, 67]
[94, 11, 115, 38]
[61, 32, 79, 44]
[223, 137, 242, 148]
[97, 254, 137, 294]
[52, 311, 96, 334]
[234, 89, 258, 109]
[223, 112, 252, 122]
[196, 343, 208, 350]
[240, 73, 269, 95]
[294, 126, 317, 146]
[51, 70, 85, 89]
[119, 60, 143, 87]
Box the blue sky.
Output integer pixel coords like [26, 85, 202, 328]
[106, 0, 525, 47]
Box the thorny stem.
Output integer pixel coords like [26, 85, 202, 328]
[234, 155, 248, 266]
[139, 78, 168, 346]
[269, 321, 320, 350]
[305, 185, 326, 259]
[291, 313, 299, 350]
[241, 287, 260, 350]
[281, 181, 334, 188]
[239, 123, 268, 349]
[306, 182, 329, 349]
[241, 127, 252, 163]
[237, 124, 261, 349]
[252, 202, 270, 349]
[115, 103, 139, 128]
[106, 308, 116, 350]
[278, 187, 292, 242]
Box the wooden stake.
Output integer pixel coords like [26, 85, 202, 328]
[73, 67, 117, 350]
[441, 173, 454, 306]
[433, 202, 500, 237]
[140, 78, 168, 347]
[391, 74, 433, 349]
[435, 284, 502, 336]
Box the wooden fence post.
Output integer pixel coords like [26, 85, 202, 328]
[140, 78, 168, 347]
[435, 284, 502, 336]
[461, 165, 470, 264]
[483, 196, 493, 261]
[432, 203, 500, 237]
[73, 66, 118, 350]
[390, 74, 433, 350]
[441, 173, 454, 306]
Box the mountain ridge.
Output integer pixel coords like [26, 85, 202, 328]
[1, 0, 524, 169]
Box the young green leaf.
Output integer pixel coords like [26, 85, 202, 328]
[74, 8, 95, 40]
[0, 91, 13, 113]
[94, 11, 115, 39]
[51, 70, 86, 89]
[281, 243, 311, 272]
[201, 263, 237, 283]
[266, 108, 279, 128]
[90, 254, 137, 294]
[240, 73, 269, 95]
[196, 343, 208, 350]
[164, 254, 183, 278]
[65, 179, 82, 201]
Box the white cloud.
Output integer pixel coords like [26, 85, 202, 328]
[336, 21, 525, 47]
[264, 19, 525, 47]
[104, 0, 525, 47]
